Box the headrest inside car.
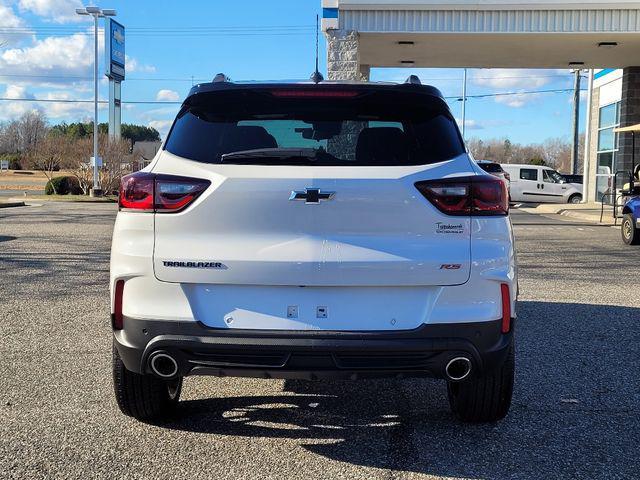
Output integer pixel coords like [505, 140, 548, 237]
[356, 127, 408, 165]
[221, 126, 277, 153]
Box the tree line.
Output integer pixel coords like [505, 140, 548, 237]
[0, 111, 161, 195]
[466, 136, 585, 174]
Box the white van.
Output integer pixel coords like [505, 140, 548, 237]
[501, 164, 583, 204]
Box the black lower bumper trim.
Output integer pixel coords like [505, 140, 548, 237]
[113, 318, 514, 380]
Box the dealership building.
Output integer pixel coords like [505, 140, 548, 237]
[322, 0, 640, 203]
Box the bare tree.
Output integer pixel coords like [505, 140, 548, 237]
[100, 136, 134, 195]
[19, 111, 48, 152]
[67, 135, 133, 195]
[466, 135, 584, 172]
[67, 137, 93, 195]
[0, 111, 49, 154]
[25, 135, 73, 193]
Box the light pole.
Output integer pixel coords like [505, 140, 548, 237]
[461, 68, 468, 140]
[76, 6, 116, 197]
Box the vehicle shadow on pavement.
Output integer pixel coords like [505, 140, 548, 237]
[157, 300, 639, 479]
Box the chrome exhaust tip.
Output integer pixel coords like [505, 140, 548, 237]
[445, 357, 472, 381]
[149, 352, 179, 379]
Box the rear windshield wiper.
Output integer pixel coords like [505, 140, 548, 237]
[221, 148, 319, 163]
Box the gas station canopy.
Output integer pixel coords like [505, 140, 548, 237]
[322, 0, 640, 69]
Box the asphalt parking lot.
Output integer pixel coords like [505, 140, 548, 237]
[1, 203, 638, 479]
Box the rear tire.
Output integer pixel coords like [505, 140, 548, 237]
[112, 342, 182, 421]
[568, 194, 582, 204]
[447, 342, 515, 423]
[621, 214, 640, 245]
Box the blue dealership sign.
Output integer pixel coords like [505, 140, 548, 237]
[105, 18, 125, 81]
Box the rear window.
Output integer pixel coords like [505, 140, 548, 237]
[478, 162, 504, 173]
[164, 89, 464, 166]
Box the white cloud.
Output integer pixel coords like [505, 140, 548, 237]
[0, 2, 31, 46]
[0, 32, 96, 80]
[18, 0, 85, 24]
[1, 84, 39, 117]
[148, 120, 173, 139]
[0, 84, 105, 121]
[41, 90, 94, 118]
[126, 55, 156, 74]
[156, 89, 180, 102]
[455, 118, 484, 130]
[472, 69, 566, 90]
[494, 92, 542, 108]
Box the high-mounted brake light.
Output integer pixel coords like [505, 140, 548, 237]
[501, 283, 511, 334]
[270, 90, 359, 98]
[119, 172, 210, 213]
[112, 279, 125, 330]
[415, 176, 509, 216]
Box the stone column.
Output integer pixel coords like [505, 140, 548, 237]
[585, 86, 600, 202]
[618, 67, 640, 176]
[326, 29, 369, 82]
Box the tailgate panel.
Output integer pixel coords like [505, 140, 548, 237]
[184, 284, 440, 331]
[153, 154, 472, 287]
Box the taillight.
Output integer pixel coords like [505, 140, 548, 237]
[112, 279, 125, 330]
[119, 172, 210, 213]
[415, 176, 509, 216]
[120, 172, 154, 211]
[500, 283, 511, 334]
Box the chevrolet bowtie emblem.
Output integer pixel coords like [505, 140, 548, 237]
[289, 188, 335, 204]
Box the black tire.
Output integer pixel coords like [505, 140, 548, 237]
[621, 213, 640, 245]
[112, 342, 182, 421]
[447, 342, 515, 423]
[568, 194, 582, 204]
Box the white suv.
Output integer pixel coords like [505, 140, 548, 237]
[111, 78, 517, 423]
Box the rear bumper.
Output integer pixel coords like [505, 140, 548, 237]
[114, 317, 514, 380]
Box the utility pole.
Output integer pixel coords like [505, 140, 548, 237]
[571, 69, 582, 175]
[461, 68, 468, 140]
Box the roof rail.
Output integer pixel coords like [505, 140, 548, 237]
[212, 73, 231, 83]
[404, 75, 421, 85]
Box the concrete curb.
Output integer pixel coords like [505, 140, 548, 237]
[556, 209, 616, 225]
[7, 196, 117, 204]
[0, 201, 26, 208]
[519, 203, 617, 225]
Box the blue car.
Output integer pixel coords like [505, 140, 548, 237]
[622, 195, 640, 245]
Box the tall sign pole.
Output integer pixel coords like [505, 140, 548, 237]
[105, 18, 125, 141]
[76, 7, 117, 196]
[92, 12, 100, 195]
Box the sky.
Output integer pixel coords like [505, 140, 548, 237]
[0, 0, 586, 143]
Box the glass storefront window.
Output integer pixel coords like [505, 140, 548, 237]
[596, 175, 613, 202]
[597, 128, 616, 151]
[596, 102, 621, 205]
[599, 103, 618, 128]
[597, 152, 614, 175]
